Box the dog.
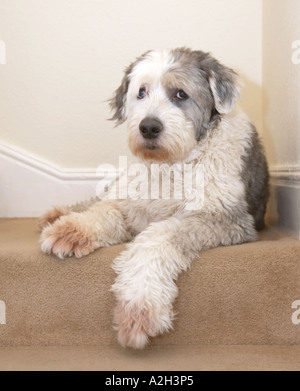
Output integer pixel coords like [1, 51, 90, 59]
[39, 47, 269, 349]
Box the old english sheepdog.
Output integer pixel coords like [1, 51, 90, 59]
[39, 48, 269, 349]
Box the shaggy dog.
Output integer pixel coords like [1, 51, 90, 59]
[39, 48, 269, 349]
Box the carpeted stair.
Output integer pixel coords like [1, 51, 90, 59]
[0, 218, 300, 371]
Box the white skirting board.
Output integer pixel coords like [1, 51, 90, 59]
[0, 142, 118, 217]
[269, 167, 300, 240]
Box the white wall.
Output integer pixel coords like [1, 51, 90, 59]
[263, 0, 300, 239]
[0, 0, 263, 170]
[263, 0, 300, 169]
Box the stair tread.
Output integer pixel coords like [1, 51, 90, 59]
[0, 345, 299, 371]
[1, 218, 300, 347]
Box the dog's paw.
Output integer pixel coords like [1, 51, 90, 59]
[40, 214, 99, 259]
[113, 300, 174, 349]
[38, 206, 69, 230]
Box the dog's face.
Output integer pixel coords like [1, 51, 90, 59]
[110, 48, 240, 163]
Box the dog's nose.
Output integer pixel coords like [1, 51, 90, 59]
[139, 118, 163, 139]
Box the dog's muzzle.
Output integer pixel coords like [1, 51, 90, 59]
[139, 117, 163, 140]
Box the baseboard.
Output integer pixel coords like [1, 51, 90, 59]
[269, 166, 300, 240]
[0, 142, 119, 217]
[1, 142, 300, 233]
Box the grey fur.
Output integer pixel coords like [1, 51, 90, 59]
[241, 124, 270, 231]
[168, 48, 240, 140]
[161, 51, 215, 141]
[109, 51, 151, 125]
[172, 48, 239, 113]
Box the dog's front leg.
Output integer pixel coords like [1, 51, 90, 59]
[111, 215, 202, 349]
[111, 212, 256, 349]
[40, 200, 131, 259]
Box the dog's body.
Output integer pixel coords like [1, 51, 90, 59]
[39, 48, 269, 349]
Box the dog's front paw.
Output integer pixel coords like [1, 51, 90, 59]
[40, 214, 99, 259]
[113, 300, 174, 349]
[38, 206, 69, 230]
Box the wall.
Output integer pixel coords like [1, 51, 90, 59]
[0, 0, 263, 170]
[263, 0, 300, 239]
[263, 0, 300, 168]
[1, 0, 264, 216]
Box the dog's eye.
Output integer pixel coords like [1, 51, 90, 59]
[137, 85, 148, 99]
[176, 90, 188, 100]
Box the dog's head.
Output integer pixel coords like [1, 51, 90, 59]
[110, 48, 240, 163]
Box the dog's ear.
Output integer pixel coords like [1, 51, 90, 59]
[109, 64, 132, 125]
[109, 51, 151, 126]
[208, 62, 240, 114]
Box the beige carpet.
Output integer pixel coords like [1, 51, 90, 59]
[0, 218, 300, 370]
[0, 345, 300, 371]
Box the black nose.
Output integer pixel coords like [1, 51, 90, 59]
[139, 118, 163, 139]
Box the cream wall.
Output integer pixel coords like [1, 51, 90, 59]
[0, 0, 263, 169]
[263, 0, 300, 169]
[263, 0, 300, 239]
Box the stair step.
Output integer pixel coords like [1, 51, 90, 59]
[1, 218, 300, 347]
[1, 345, 300, 371]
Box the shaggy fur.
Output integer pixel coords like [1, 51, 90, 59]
[39, 48, 269, 349]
